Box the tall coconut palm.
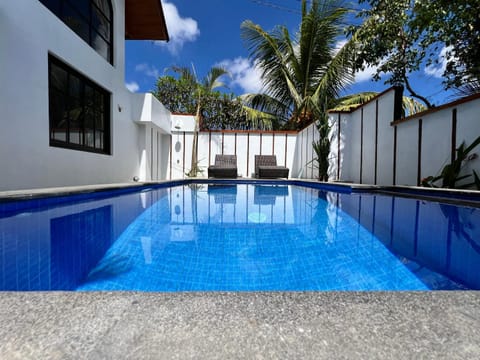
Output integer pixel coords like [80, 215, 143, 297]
[241, 0, 358, 130]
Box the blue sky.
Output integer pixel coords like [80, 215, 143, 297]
[125, 0, 455, 106]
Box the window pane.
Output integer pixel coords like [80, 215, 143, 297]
[91, 33, 110, 62]
[50, 89, 68, 142]
[69, 0, 89, 19]
[50, 62, 68, 92]
[95, 111, 104, 131]
[92, 0, 111, 20]
[69, 129, 83, 145]
[85, 129, 95, 148]
[85, 84, 95, 108]
[48, 56, 110, 153]
[95, 90, 105, 112]
[95, 131, 104, 149]
[69, 74, 82, 98]
[84, 107, 95, 147]
[68, 99, 83, 145]
[92, 7, 110, 40]
[62, 3, 89, 43]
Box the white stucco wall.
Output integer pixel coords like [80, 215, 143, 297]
[0, 0, 170, 191]
[395, 120, 419, 185]
[168, 115, 298, 179]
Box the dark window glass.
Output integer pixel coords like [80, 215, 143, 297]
[50, 89, 68, 142]
[50, 62, 68, 91]
[69, 0, 90, 19]
[91, 34, 110, 63]
[40, 0, 113, 64]
[92, 6, 110, 40]
[62, 2, 90, 43]
[48, 55, 111, 154]
[92, 0, 110, 15]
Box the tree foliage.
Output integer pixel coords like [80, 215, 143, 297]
[154, 68, 274, 130]
[412, 0, 480, 90]
[350, 0, 480, 107]
[154, 75, 197, 114]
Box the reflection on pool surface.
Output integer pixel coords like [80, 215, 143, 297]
[0, 183, 478, 290]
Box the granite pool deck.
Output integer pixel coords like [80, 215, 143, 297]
[0, 292, 479, 359]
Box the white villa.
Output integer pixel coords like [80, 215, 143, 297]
[1, 0, 480, 192]
[1, 0, 172, 191]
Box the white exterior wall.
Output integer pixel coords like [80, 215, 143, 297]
[419, 110, 451, 183]
[395, 120, 419, 185]
[328, 89, 398, 184]
[376, 94, 396, 185]
[169, 115, 298, 179]
[396, 96, 480, 186]
[456, 100, 480, 181]
[0, 0, 170, 191]
[330, 88, 480, 187]
[361, 102, 377, 184]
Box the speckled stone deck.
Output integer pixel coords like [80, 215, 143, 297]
[0, 292, 479, 359]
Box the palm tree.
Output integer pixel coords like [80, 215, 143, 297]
[241, 0, 358, 129]
[241, 0, 358, 179]
[171, 66, 229, 177]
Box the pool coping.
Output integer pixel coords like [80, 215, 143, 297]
[1, 178, 480, 207]
[0, 291, 479, 359]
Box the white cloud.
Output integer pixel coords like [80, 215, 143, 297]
[156, 1, 200, 55]
[125, 81, 140, 92]
[135, 63, 160, 78]
[425, 46, 453, 78]
[217, 57, 263, 94]
[355, 65, 379, 83]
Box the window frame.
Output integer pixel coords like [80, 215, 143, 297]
[48, 55, 112, 155]
[39, 0, 114, 65]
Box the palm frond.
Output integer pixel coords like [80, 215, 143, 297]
[240, 93, 290, 122]
[453, 79, 480, 98]
[331, 92, 378, 111]
[170, 66, 197, 85]
[242, 106, 276, 130]
[311, 31, 357, 111]
[401, 96, 426, 116]
[332, 91, 426, 116]
[204, 67, 230, 91]
[241, 20, 296, 113]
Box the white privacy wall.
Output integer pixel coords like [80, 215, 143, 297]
[324, 88, 480, 186]
[396, 96, 480, 186]
[292, 88, 398, 182]
[169, 115, 297, 179]
[0, 0, 171, 191]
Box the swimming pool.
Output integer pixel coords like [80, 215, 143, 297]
[0, 181, 478, 290]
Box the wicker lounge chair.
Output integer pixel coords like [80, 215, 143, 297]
[254, 155, 289, 179]
[208, 155, 238, 178]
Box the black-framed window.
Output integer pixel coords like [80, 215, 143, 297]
[39, 0, 113, 64]
[49, 55, 111, 154]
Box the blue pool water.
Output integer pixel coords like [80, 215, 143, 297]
[0, 182, 478, 291]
